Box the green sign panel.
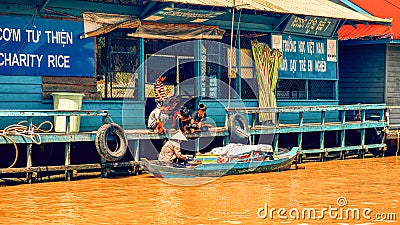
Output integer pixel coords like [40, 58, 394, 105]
[284, 15, 339, 37]
[144, 7, 225, 24]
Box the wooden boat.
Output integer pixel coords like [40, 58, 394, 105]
[140, 147, 298, 178]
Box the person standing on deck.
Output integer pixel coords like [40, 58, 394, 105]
[154, 74, 167, 108]
[158, 131, 188, 163]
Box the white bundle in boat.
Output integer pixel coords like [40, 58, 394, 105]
[208, 143, 273, 157]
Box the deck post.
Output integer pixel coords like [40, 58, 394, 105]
[299, 112, 304, 126]
[100, 158, 108, 178]
[360, 108, 366, 153]
[340, 110, 346, 159]
[249, 134, 254, 145]
[195, 138, 200, 154]
[360, 109, 366, 158]
[134, 139, 140, 162]
[26, 116, 33, 184]
[64, 116, 72, 181]
[320, 111, 325, 161]
[26, 144, 33, 184]
[379, 108, 385, 121]
[273, 133, 279, 153]
[275, 112, 280, 126]
[320, 132, 325, 161]
[297, 132, 303, 158]
[223, 134, 230, 146]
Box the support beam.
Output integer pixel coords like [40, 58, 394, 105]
[43, 0, 140, 17]
[273, 14, 290, 31]
[139, 1, 157, 19]
[38, 0, 50, 13]
[194, 40, 202, 98]
[204, 20, 274, 32]
[138, 38, 145, 101]
[235, 28, 241, 98]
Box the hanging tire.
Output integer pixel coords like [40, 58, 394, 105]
[95, 123, 128, 162]
[228, 113, 250, 140]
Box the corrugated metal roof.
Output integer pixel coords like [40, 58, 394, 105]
[154, 0, 391, 23]
[338, 24, 393, 40]
[342, 0, 400, 39]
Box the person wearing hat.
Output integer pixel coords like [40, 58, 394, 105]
[189, 103, 212, 133]
[158, 131, 189, 163]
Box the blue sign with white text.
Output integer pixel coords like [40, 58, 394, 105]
[0, 15, 94, 76]
[272, 34, 337, 80]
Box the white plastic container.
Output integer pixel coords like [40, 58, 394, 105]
[51, 92, 84, 132]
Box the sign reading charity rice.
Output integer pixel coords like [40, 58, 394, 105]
[0, 16, 94, 76]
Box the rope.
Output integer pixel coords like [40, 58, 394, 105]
[1, 121, 53, 168]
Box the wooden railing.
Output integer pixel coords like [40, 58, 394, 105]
[226, 104, 387, 160]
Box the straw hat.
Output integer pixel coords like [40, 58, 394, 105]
[170, 131, 188, 141]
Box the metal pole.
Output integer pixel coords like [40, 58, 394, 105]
[228, 0, 235, 108]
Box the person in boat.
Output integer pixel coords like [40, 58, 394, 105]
[154, 74, 167, 108]
[188, 103, 212, 133]
[148, 105, 169, 135]
[158, 131, 189, 163]
[173, 106, 192, 134]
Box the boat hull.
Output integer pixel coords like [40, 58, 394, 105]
[141, 147, 298, 178]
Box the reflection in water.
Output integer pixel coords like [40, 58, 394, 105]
[0, 157, 399, 225]
[154, 185, 183, 224]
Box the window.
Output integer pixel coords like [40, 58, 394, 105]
[96, 32, 139, 99]
[227, 48, 254, 79]
[276, 79, 335, 100]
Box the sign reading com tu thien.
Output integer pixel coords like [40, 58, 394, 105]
[0, 15, 94, 76]
[272, 34, 337, 80]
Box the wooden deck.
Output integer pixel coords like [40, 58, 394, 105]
[0, 104, 390, 183]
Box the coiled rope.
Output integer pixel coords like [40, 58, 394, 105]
[0, 121, 53, 168]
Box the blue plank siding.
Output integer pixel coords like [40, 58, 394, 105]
[0, 75, 50, 128]
[338, 44, 386, 105]
[82, 100, 146, 130]
[202, 99, 258, 126]
[0, 75, 146, 131]
[385, 44, 400, 126]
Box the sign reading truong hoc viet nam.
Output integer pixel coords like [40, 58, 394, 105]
[0, 15, 94, 76]
[272, 34, 337, 80]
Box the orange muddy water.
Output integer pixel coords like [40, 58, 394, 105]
[0, 157, 399, 225]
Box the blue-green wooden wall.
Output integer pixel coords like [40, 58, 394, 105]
[339, 44, 386, 104]
[0, 75, 145, 131]
[0, 73, 340, 130]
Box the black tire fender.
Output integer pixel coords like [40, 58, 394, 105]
[95, 123, 128, 162]
[228, 113, 250, 140]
